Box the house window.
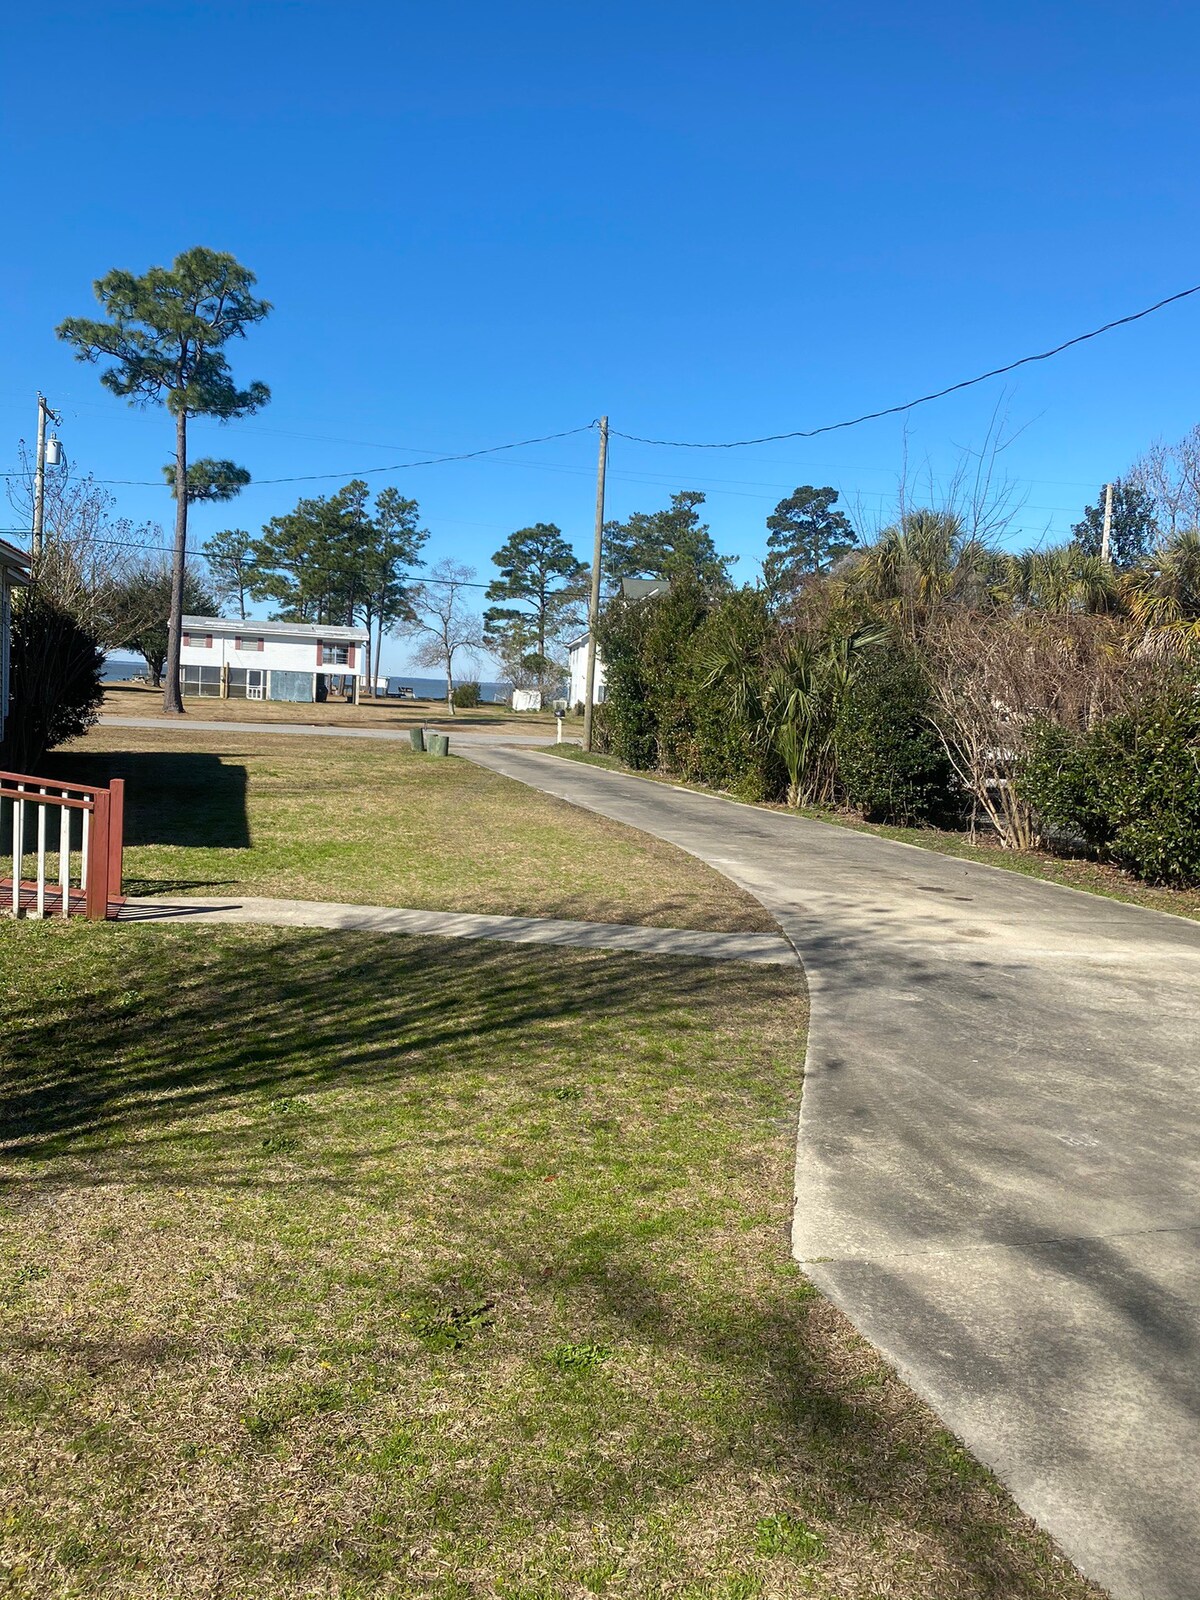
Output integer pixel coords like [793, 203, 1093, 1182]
[235, 637, 264, 651]
[322, 643, 350, 665]
[181, 664, 222, 697]
[182, 633, 213, 648]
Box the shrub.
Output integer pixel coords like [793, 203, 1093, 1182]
[1022, 678, 1200, 886]
[1, 584, 104, 770]
[595, 577, 711, 770]
[834, 645, 956, 824]
[451, 681, 482, 708]
[691, 589, 785, 800]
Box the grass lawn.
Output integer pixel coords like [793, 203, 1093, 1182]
[0, 919, 1101, 1600]
[46, 726, 771, 932]
[104, 682, 563, 734]
[541, 746, 1200, 923]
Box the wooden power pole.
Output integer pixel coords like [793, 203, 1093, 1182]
[31, 394, 59, 560]
[582, 415, 609, 752]
[1100, 481, 1114, 564]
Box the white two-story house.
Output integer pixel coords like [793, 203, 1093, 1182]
[0, 539, 31, 747]
[179, 616, 370, 704]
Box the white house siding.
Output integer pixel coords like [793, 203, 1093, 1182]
[567, 635, 605, 710]
[178, 618, 369, 704]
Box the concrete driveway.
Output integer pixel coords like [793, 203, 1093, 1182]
[464, 746, 1200, 1600]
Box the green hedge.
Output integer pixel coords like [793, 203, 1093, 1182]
[1022, 679, 1200, 886]
[833, 645, 956, 825]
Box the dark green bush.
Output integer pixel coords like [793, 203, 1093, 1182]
[689, 589, 785, 800]
[594, 577, 711, 770]
[1022, 680, 1200, 886]
[834, 645, 955, 824]
[451, 681, 482, 708]
[0, 584, 104, 771]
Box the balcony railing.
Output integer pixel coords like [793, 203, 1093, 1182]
[0, 771, 125, 920]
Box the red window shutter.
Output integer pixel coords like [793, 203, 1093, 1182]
[256, 638, 264, 651]
[182, 632, 190, 647]
[205, 635, 213, 648]
[235, 636, 242, 650]
[348, 645, 356, 668]
[316, 640, 323, 664]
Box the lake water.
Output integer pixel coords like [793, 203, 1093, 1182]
[103, 657, 146, 681]
[385, 677, 512, 701]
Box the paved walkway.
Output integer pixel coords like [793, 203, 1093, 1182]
[118, 894, 797, 965]
[462, 745, 1200, 1600]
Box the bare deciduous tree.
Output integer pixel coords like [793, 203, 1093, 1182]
[399, 560, 484, 716]
[923, 613, 1147, 849]
[6, 452, 160, 649]
[1129, 425, 1200, 542]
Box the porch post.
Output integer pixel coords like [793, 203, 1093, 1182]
[85, 789, 111, 920]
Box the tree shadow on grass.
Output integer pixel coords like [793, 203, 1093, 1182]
[0, 926, 1101, 1598]
[0, 927, 745, 1167]
[39, 748, 251, 850]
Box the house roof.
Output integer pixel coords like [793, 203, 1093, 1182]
[182, 615, 369, 643]
[0, 539, 31, 583]
[619, 577, 670, 600]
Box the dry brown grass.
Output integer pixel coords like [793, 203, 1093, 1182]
[103, 681, 560, 732]
[47, 723, 773, 932]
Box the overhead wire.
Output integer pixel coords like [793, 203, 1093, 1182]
[606, 283, 1200, 448]
[0, 422, 600, 490]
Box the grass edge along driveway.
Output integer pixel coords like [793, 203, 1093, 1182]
[0, 920, 1103, 1600]
[50, 725, 773, 932]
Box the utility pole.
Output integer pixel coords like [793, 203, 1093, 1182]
[1100, 481, 1114, 565]
[582, 415, 609, 753]
[31, 393, 63, 560]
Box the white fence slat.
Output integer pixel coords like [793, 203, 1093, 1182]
[35, 790, 47, 918]
[12, 790, 24, 915]
[59, 792, 71, 917]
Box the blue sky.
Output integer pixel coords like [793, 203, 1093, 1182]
[4, 0, 1199, 672]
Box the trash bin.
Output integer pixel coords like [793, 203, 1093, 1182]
[428, 733, 449, 757]
[409, 729, 426, 753]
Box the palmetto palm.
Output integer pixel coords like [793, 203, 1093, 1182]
[846, 510, 998, 622]
[999, 544, 1121, 615]
[1122, 529, 1200, 652]
[762, 628, 885, 807]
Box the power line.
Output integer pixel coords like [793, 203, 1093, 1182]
[0, 422, 599, 490]
[6, 281, 1198, 504]
[0, 526, 504, 586]
[609, 283, 1200, 449]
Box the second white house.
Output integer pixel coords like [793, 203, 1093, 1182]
[179, 616, 370, 704]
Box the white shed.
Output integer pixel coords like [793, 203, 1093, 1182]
[178, 616, 370, 705]
[0, 539, 31, 746]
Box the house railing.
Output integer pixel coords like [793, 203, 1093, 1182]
[0, 771, 125, 920]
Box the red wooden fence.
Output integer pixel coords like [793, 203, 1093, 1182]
[0, 771, 125, 920]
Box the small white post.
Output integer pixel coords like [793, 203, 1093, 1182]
[12, 789, 24, 916]
[35, 791, 47, 919]
[59, 795, 70, 917]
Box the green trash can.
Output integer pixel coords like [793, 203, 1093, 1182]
[428, 733, 449, 758]
[409, 728, 426, 753]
